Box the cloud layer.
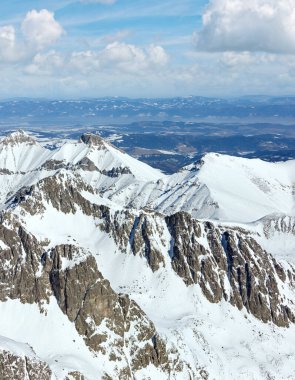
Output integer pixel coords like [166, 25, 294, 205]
[26, 42, 169, 76]
[195, 0, 295, 54]
[1, 1, 295, 98]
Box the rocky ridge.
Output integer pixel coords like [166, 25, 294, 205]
[9, 173, 295, 328]
[0, 336, 52, 380]
[0, 131, 294, 379]
[0, 350, 52, 380]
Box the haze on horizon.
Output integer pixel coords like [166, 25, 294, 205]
[1, 0, 295, 98]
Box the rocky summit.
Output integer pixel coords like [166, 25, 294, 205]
[0, 130, 294, 380]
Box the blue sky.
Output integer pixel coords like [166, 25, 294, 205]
[0, 0, 294, 98]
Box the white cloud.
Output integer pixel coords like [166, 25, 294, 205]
[65, 42, 169, 75]
[0, 26, 15, 46]
[195, 0, 295, 54]
[25, 50, 64, 75]
[22, 9, 64, 49]
[24, 41, 169, 78]
[9, 50, 295, 98]
[220, 52, 255, 67]
[69, 50, 100, 74]
[100, 42, 169, 72]
[148, 45, 169, 66]
[0, 9, 65, 64]
[102, 41, 146, 71]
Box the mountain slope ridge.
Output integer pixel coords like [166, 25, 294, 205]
[1, 130, 294, 222]
[0, 130, 294, 379]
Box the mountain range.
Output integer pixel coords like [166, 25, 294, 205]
[0, 130, 294, 380]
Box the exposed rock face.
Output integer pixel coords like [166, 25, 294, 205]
[12, 174, 166, 272]
[0, 168, 13, 175]
[222, 230, 295, 326]
[0, 350, 52, 380]
[95, 209, 166, 272]
[80, 133, 105, 147]
[262, 215, 295, 236]
[166, 213, 295, 327]
[0, 130, 37, 146]
[49, 247, 121, 350]
[48, 244, 177, 376]
[8, 186, 34, 206]
[76, 157, 99, 172]
[0, 222, 51, 304]
[127, 214, 165, 271]
[101, 166, 132, 177]
[11, 172, 96, 216]
[66, 372, 85, 380]
[41, 160, 68, 171]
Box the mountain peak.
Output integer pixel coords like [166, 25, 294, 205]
[178, 153, 223, 173]
[1, 130, 37, 146]
[80, 133, 105, 147]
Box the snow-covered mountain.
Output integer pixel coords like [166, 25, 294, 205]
[0, 130, 294, 380]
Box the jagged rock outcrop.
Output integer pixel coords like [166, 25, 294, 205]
[262, 214, 295, 236]
[0, 350, 52, 380]
[9, 172, 96, 216]
[0, 221, 51, 304]
[66, 372, 85, 380]
[11, 173, 166, 272]
[127, 214, 165, 271]
[41, 160, 68, 171]
[101, 166, 132, 177]
[80, 133, 105, 147]
[166, 212, 295, 327]
[48, 244, 179, 376]
[76, 157, 99, 172]
[0, 130, 37, 146]
[49, 247, 122, 350]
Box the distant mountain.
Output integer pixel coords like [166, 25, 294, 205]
[2, 96, 295, 121]
[0, 131, 294, 379]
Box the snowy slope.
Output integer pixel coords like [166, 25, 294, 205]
[194, 153, 294, 221]
[49, 134, 163, 182]
[253, 214, 295, 262]
[77, 151, 295, 223]
[0, 131, 52, 173]
[0, 131, 164, 208]
[132, 153, 294, 223]
[0, 299, 104, 379]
